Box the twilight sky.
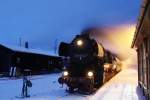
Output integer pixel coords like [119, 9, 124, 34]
[0, 0, 141, 51]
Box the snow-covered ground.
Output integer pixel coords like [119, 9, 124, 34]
[0, 67, 145, 100]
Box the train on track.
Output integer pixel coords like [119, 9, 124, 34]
[58, 32, 122, 94]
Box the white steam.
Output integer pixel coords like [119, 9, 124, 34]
[90, 24, 137, 68]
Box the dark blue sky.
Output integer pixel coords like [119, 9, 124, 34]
[0, 0, 141, 51]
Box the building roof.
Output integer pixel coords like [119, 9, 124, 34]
[0, 43, 58, 57]
[131, 0, 150, 48]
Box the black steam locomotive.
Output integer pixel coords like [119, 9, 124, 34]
[58, 33, 121, 93]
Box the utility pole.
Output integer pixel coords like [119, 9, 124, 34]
[54, 38, 58, 54]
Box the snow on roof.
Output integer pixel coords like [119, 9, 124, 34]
[0, 43, 58, 57]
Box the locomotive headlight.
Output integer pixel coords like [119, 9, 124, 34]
[87, 71, 93, 77]
[63, 71, 69, 76]
[77, 40, 83, 46]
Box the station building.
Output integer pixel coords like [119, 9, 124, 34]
[0, 43, 63, 77]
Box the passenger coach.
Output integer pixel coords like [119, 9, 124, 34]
[132, 0, 150, 100]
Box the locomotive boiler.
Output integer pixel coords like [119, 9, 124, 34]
[58, 33, 121, 93]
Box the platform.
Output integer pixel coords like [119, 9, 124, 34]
[89, 68, 146, 100]
[0, 67, 146, 100]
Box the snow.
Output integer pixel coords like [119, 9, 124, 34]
[0, 43, 58, 57]
[0, 67, 146, 100]
[89, 68, 145, 100]
[0, 74, 67, 100]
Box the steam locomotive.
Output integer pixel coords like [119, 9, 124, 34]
[58, 33, 122, 93]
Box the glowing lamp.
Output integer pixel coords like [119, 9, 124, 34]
[87, 71, 93, 77]
[63, 71, 69, 76]
[77, 40, 83, 46]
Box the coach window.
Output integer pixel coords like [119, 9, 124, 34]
[137, 49, 141, 82]
[138, 49, 140, 81]
[143, 42, 147, 87]
[140, 45, 144, 83]
[144, 38, 149, 88]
